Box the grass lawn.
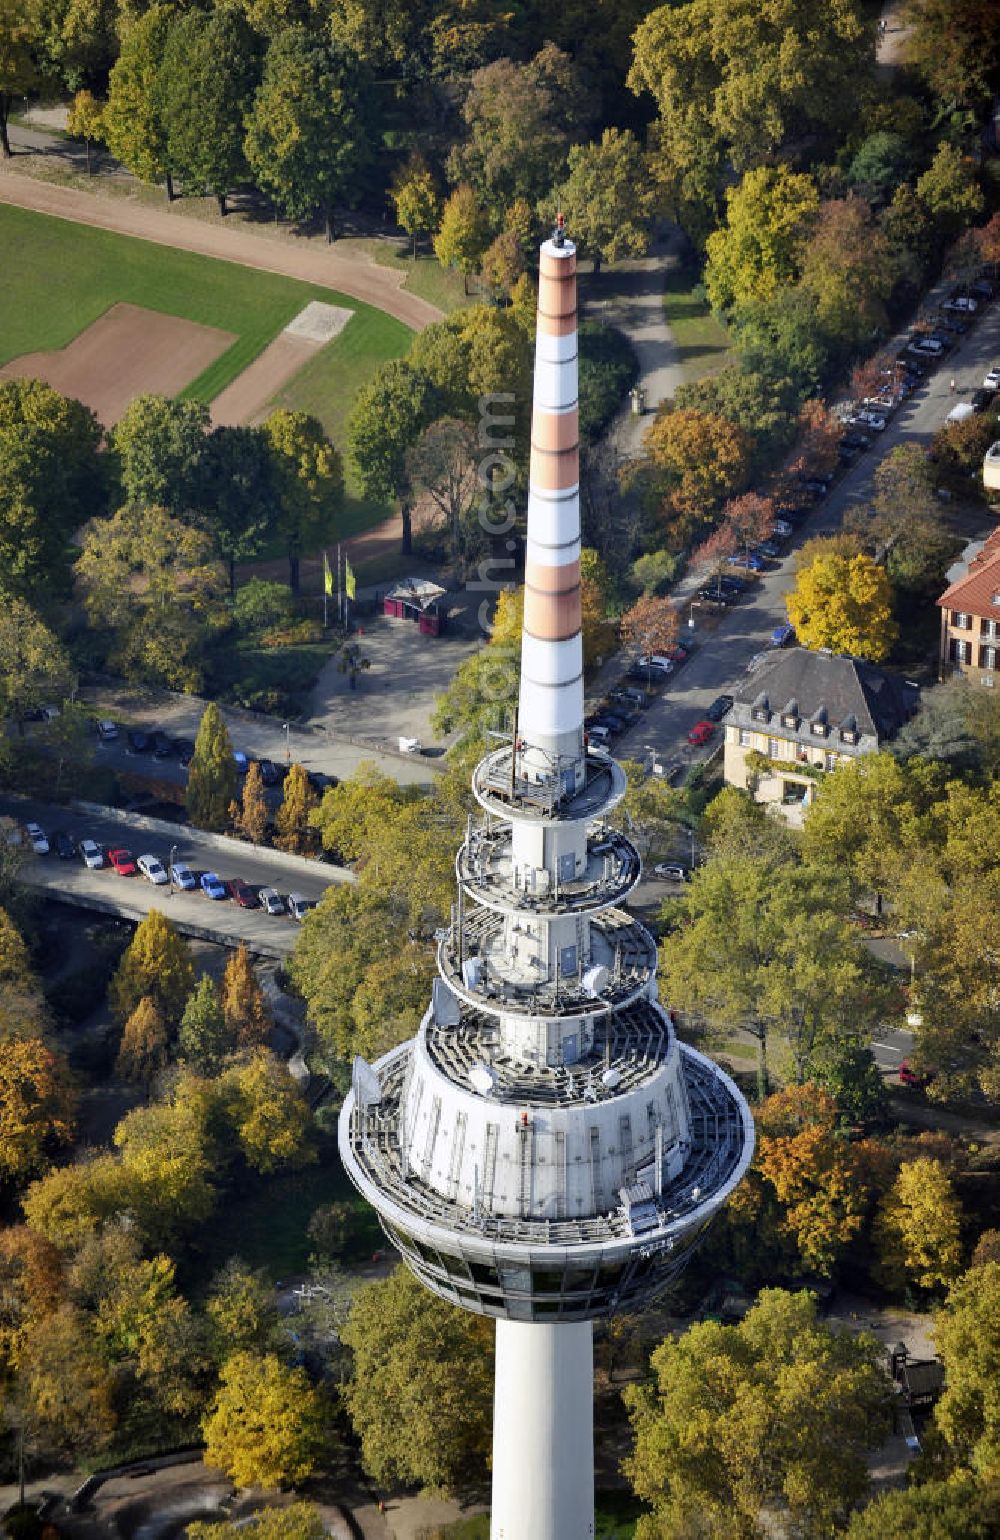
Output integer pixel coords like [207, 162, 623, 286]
[0, 200, 411, 419]
[339, 236, 471, 314]
[662, 262, 732, 383]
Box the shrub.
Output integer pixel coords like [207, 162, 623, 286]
[232, 580, 296, 634]
[578, 321, 638, 442]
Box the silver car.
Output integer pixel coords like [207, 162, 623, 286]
[137, 853, 169, 885]
[259, 886, 285, 916]
[79, 838, 104, 869]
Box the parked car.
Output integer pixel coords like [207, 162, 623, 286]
[850, 410, 887, 431]
[839, 433, 870, 453]
[697, 587, 738, 607]
[258, 886, 285, 916]
[96, 719, 119, 741]
[770, 622, 796, 648]
[727, 551, 765, 572]
[754, 540, 782, 559]
[152, 731, 173, 759]
[704, 694, 734, 723]
[258, 758, 282, 787]
[938, 313, 971, 335]
[24, 821, 49, 854]
[899, 1059, 932, 1089]
[660, 643, 690, 663]
[126, 729, 152, 754]
[984, 365, 1000, 390]
[54, 830, 76, 860]
[587, 724, 612, 747]
[287, 892, 312, 922]
[306, 771, 338, 794]
[971, 388, 996, 412]
[200, 871, 227, 900]
[173, 739, 195, 767]
[227, 877, 259, 909]
[170, 862, 196, 890]
[772, 518, 793, 537]
[233, 751, 249, 774]
[906, 337, 944, 357]
[686, 720, 715, 746]
[637, 654, 674, 674]
[942, 294, 977, 313]
[971, 279, 995, 302]
[108, 847, 137, 875]
[610, 687, 648, 709]
[79, 838, 104, 869]
[653, 862, 689, 882]
[137, 853, 168, 885]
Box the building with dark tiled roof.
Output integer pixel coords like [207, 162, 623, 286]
[724, 648, 919, 822]
[937, 525, 1000, 686]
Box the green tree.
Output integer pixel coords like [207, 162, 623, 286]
[0, 378, 106, 601]
[223, 1051, 314, 1174]
[261, 410, 342, 593]
[786, 549, 898, 660]
[0, 0, 42, 159]
[66, 88, 103, 174]
[554, 128, 653, 273]
[348, 360, 437, 555]
[341, 1266, 494, 1493]
[853, 442, 955, 592]
[844, 1474, 1000, 1540]
[111, 394, 209, 514]
[204, 1258, 280, 1363]
[103, 5, 175, 198]
[232, 759, 269, 846]
[624, 1289, 890, 1539]
[0, 599, 76, 733]
[932, 1262, 1000, 1477]
[202, 1350, 326, 1488]
[244, 27, 364, 242]
[847, 132, 915, 197]
[433, 184, 489, 293]
[110, 910, 195, 1029]
[391, 153, 440, 256]
[432, 585, 522, 744]
[221, 944, 271, 1052]
[906, 873, 1000, 1100]
[916, 142, 985, 243]
[115, 996, 169, 1089]
[204, 426, 276, 593]
[0, 1037, 75, 1183]
[161, 8, 258, 216]
[802, 752, 938, 903]
[274, 763, 319, 855]
[178, 975, 231, 1075]
[186, 702, 238, 833]
[873, 1157, 964, 1296]
[705, 165, 819, 313]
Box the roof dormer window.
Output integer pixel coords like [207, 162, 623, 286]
[839, 713, 858, 745]
[810, 705, 828, 739]
[780, 696, 799, 731]
[751, 691, 770, 724]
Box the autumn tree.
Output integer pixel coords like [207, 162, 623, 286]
[916, 142, 985, 243]
[244, 28, 365, 241]
[221, 945, 271, 1051]
[798, 196, 896, 352]
[432, 586, 522, 745]
[204, 1258, 280, 1363]
[480, 231, 524, 301]
[433, 184, 489, 292]
[116, 996, 169, 1089]
[786, 549, 898, 660]
[802, 752, 937, 904]
[932, 1262, 1000, 1477]
[202, 1351, 326, 1488]
[556, 129, 654, 272]
[186, 702, 238, 833]
[110, 909, 195, 1028]
[341, 1266, 494, 1493]
[705, 165, 818, 313]
[619, 595, 680, 666]
[844, 1474, 1000, 1540]
[0, 1038, 75, 1183]
[231, 759, 269, 845]
[66, 88, 103, 174]
[873, 1157, 963, 1296]
[19, 1305, 117, 1457]
[274, 763, 319, 856]
[261, 410, 343, 593]
[579, 547, 617, 668]
[644, 407, 752, 541]
[224, 1051, 314, 1174]
[391, 154, 440, 256]
[405, 416, 479, 561]
[852, 443, 955, 591]
[0, 599, 76, 735]
[178, 975, 231, 1075]
[721, 491, 775, 556]
[624, 1289, 890, 1539]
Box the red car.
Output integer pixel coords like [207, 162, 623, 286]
[108, 847, 137, 876]
[899, 1059, 932, 1089]
[687, 720, 715, 746]
[227, 877, 259, 909]
[662, 644, 690, 663]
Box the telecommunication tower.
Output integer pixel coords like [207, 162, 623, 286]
[339, 218, 754, 1540]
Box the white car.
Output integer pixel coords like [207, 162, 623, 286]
[24, 822, 49, 854]
[772, 519, 793, 537]
[170, 862, 196, 890]
[907, 337, 944, 357]
[79, 839, 104, 869]
[637, 655, 674, 674]
[137, 853, 169, 885]
[96, 719, 119, 741]
[653, 862, 689, 882]
[287, 892, 311, 922]
[259, 886, 285, 916]
[943, 295, 977, 313]
[985, 366, 1000, 390]
[850, 410, 887, 431]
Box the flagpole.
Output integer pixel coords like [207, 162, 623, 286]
[337, 543, 343, 626]
[323, 551, 329, 629]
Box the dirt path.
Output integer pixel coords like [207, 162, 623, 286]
[0, 159, 442, 331]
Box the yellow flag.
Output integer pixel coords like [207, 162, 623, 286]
[345, 558, 357, 600]
[323, 550, 333, 597]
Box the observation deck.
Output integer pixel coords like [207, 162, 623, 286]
[456, 823, 640, 915]
[437, 909, 656, 1019]
[472, 746, 626, 823]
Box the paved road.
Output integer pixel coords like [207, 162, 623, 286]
[0, 135, 442, 330]
[3, 794, 351, 956]
[614, 300, 1000, 765]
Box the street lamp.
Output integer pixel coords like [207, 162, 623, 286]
[282, 722, 290, 765]
[688, 601, 700, 631]
[169, 842, 177, 897]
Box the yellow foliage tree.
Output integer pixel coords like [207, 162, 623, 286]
[202, 1350, 325, 1488]
[223, 1051, 315, 1174]
[0, 1037, 76, 1182]
[873, 1157, 963, 1295]
[110, 909, 195, 1028]
[274, 762, 319, 855]
[232, 759, 269, 845]
[786, 550, 898, 660]
[116, 996, 169, 1088]
[221, 944, 271, 1050]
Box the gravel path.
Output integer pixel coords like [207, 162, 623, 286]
[0, 147, 442, 331]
